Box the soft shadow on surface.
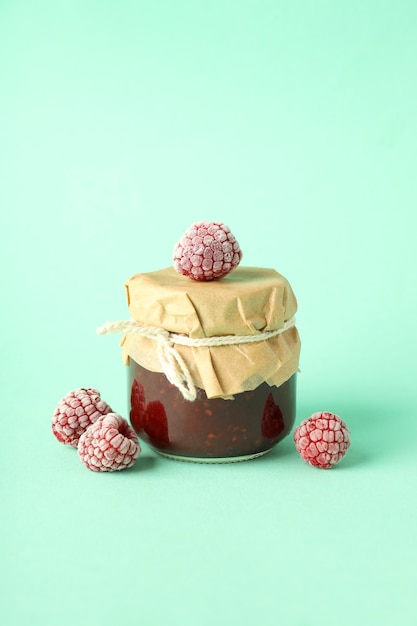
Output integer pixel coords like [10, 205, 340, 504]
[127, 398, 414, 472]
[262, 438, 294, 462]
[129, 452, 159, 473]
[295, 397, 415, 467]
[333, 446, 368, 470]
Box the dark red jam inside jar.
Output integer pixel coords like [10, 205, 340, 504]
[128, 359, 296, 463]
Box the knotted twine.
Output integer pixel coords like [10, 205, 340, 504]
[97, 317, 296, 401]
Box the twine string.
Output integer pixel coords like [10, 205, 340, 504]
[97, 316, 296, 401]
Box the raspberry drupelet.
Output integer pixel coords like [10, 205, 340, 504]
[293, 411, 350, 469]
[52, 388, 112, 448]
[173, 220, 242, 281]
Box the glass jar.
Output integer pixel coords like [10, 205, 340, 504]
[128, 359, 297, 463]
[94, 266, 301, 463]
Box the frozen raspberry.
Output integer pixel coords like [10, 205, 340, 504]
[261, 393, 284, 438]
[78, 413, 141, 472]
[52, 388, 112, 448]
[293, 411, 350, 469]
[173, 220, 242, 281]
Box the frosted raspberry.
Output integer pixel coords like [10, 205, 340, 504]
[294, 412, 350, 469]
[52, 388, 112, 448]
[78, 413, 141, 472]
[173, 220, 242, 280]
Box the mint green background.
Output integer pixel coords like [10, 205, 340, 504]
[1, 1, 416, 625]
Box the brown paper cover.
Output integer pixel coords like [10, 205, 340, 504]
[122, 266, 301, 399]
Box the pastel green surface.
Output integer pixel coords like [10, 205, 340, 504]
[1, 1, 416, 625]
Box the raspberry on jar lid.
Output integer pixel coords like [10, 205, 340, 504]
[173, 221, 242, 281]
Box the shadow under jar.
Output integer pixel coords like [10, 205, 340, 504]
[129, 359, 297, 463]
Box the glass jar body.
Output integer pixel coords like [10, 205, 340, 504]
[128, 358, 296, 463]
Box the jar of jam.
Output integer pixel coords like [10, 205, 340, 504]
[129, 361, 297, 462]
[102, 266, 301, 463]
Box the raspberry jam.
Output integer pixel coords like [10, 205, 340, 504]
[128, 359, 296, 463]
